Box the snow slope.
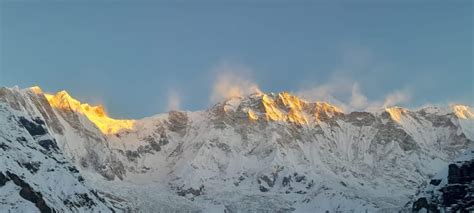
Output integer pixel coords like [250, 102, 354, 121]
[0, 102, 114, 212]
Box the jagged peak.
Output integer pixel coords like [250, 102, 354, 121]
[313, 101, 344, 115]
[416, 104, 473, 119]
[382, 104, 474, 123]
[5, 86, 473, 133]
[216, 91, 344, 125]
[277, 91, 306, 111]
[45, 90, 135, 134]
[261, 92, 343, 123]
[46, 90, 82, 111]
[451, 104, 473, 119]
[82, 103, 107, 118]
[28, 86, 44, 94]
[385, 107, 408, 123]
[56, 90, 72, 98]
[260, 93, 286, 122]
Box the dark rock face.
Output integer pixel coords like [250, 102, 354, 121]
[18, 116, 47, 136]
[5, 171, 53, 213]
[430, 179, 442, 186]
[282, 176, 291, 187]
[0, 171, 9, 186]
[412, 159, 474, 212]
[133, 134, 170, 157]
[448, 161, 474, 184]
[343, 112, 376, 126]
[63, 193, 97, 209]
[441, 185, 468, 206]
[68, 166, 80, 174]
[0, 142, 9, 151]
[372, 120, 419, 152]
[253, 171, 315, 195]
[0, 88, 64, 135]
[167, 111, 188, 134]
[148, 139, 162, 152]
[259, 175, 276, 187]
[441, 160, 474, 212]
[38, 139, 59, 151]
[125, 150, 140, 162]
[21, 162, 41, 174]
[412, 198, 439, 213]
[176, 185, 204, 197]
[259, 186, 269, 192]
[295, 174, 306, 183]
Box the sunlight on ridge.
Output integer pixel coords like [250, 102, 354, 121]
[43, 89, 135, 134]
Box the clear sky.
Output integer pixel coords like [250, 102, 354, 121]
[1, 0, 472, 118]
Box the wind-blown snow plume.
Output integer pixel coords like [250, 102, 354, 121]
[382, 89, 411, 108]
[349, 83, 369, 109]
[210, 63, 261, 103]
[297, 45, 412, 111]
[167, 90, 181, 111]
[297, 80, 411, 112]
[296, 78, 353, 110]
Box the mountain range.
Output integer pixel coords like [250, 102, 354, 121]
[0, 86, 472, 212]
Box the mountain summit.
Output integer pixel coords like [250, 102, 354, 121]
[0, 86, 472, 212]
[39, 88, 135, 134]
[212, 91, 344, 126]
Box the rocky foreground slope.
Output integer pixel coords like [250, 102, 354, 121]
[0, 86, 473, 212]
[410, 145, 473, 212]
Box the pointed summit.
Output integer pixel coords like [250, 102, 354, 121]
[28, 86, 44, 94]
[385, 107, 407, 123]
[45, 90, 82, 111]
[451, 105, 474, 119]
[217, 91, 344, 125]
[44, 90, 135, 134]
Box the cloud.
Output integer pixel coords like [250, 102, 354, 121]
[297, 45, 411, 112]
[349, 83, 368, 109]
[166, 90, 181, 111]
[382, 89, 411, 108]
[296, 79, 352, 110]
[206, 46, 413, 111]
[210, 62, 261, 103]
[298, 80, 411, 112]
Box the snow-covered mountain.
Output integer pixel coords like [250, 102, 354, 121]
[0, 86, 472, 212]
[0, 89, 115, 212]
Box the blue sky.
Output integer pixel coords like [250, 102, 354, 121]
[1, 0, 472, 118]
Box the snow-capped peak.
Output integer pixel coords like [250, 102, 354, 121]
[451, 104, 473, 119]
[45, 90, 82, 111]
[28, 86, 44, 94]
[15, 86, 474, 134]
[43, 89, 135, 134]
[385, 107, 407, 123]
[214, 91, 344, 125]
[1, 85, 473, 212]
